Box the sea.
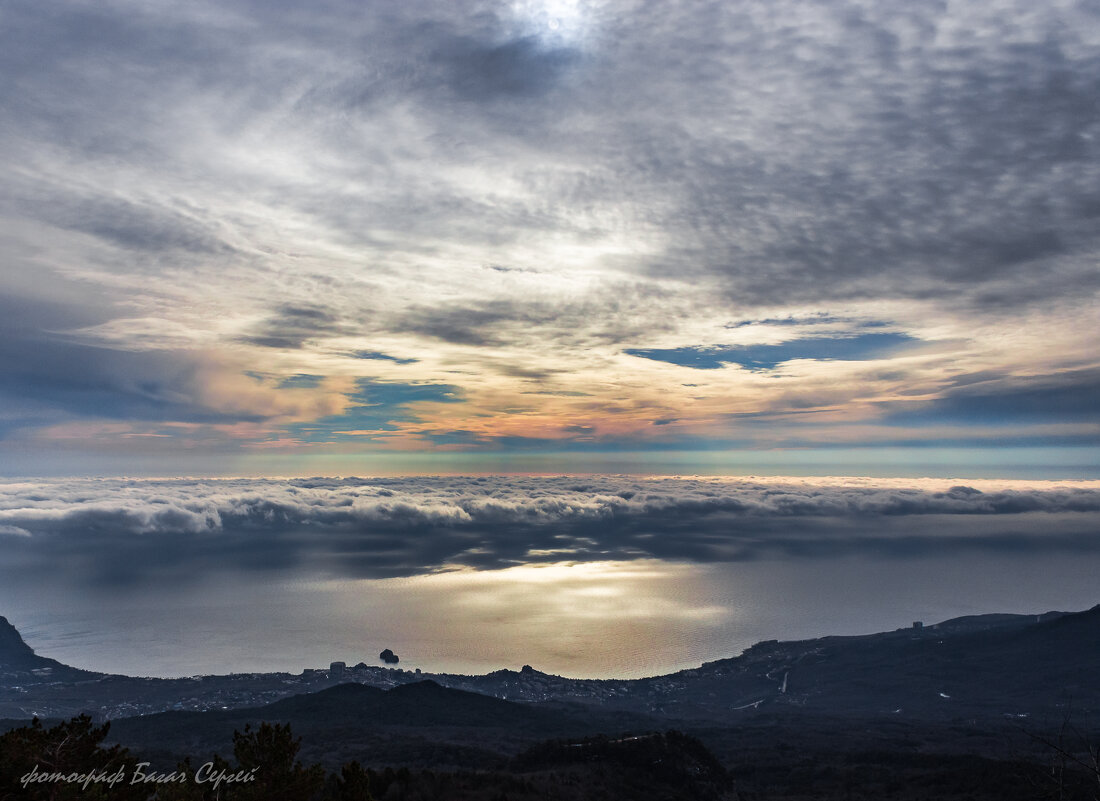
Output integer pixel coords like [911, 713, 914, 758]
[6, 550, 1098, 680]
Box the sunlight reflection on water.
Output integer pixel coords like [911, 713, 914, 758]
[8, 551, 1100, 679]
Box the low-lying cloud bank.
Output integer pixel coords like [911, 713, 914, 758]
[1, 476, 1098, 587]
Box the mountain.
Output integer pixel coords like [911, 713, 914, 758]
[0, 616, 98, 682]
[664, 604, 1100, 720]
[0, 617, 39, 670]
[107, 680, 660, 771]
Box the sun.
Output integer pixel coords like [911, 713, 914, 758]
[511, 0, 591, 44]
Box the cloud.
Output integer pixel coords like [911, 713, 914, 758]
[1, 190, 235, 256]
[277, 374, 325, 389]
[884, 368, 1100, 426]
[1, 0, 1099, 464]
[0, 294, 254, 428]
[239, 305, 351, 350]
[394, 305, 516, 347]
[0, 293, 349, 435]
[1, 476, 1097, 588]
[6, 1, 1099, 316]
[613, 2, 1100, 309]
[726, 314, 851, 329]
[430, 32, 581, 101]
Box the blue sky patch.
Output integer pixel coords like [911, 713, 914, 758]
[347, 380, 464, 407]
[625, 333, 917, 371]
[351, 350, 419, 365]
[284, 379, 464, 442]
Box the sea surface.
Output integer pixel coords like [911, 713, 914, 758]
[6, 551, 1099, 679]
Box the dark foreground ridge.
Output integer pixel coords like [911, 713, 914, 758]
[2, 606, 1099, 799]
[106, 680, 661, 773]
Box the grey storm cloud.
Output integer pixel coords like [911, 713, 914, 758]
[1, 476, 1098, 587]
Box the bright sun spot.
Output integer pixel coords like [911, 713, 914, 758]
[511, 0, 591, 43]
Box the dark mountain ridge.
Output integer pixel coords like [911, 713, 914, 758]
[0, 615, 100, 682]
[106, 679, 662, 771]
[629, 603, 1100, 720]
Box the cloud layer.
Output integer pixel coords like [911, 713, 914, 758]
[2, 476, 1098, 587]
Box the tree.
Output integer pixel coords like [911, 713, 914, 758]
[1020, 712, 1100, 801]
[321, 761, 374, 801]
[0, 715, 146, 801]
[151, 756, 233, 801]
[226, 722, 324, 801]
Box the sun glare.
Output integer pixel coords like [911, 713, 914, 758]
[511, 0, 592, 43]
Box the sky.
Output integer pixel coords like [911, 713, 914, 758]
[1, 0, 1098, 477]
